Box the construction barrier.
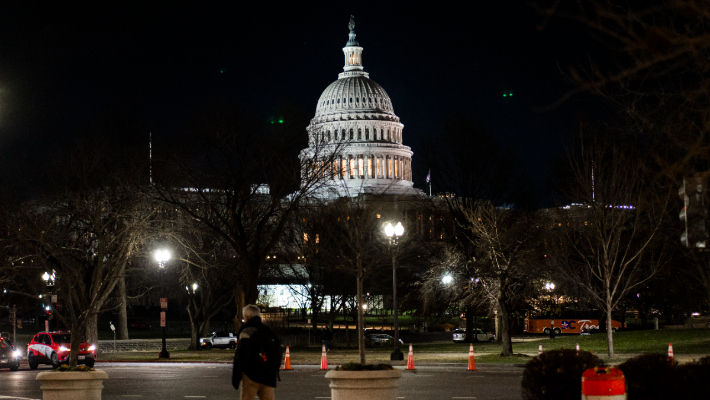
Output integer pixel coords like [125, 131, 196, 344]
[320, 344, 328, 370]
[581, 367, 626, 400]
[282, 346, 291, 370]
[406, 344, 415, 370]
[467, 343, 476, 371]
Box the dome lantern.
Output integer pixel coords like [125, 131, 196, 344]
[341, 15, 365, 76]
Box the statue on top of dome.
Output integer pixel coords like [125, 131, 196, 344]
[348, 15, 355, 33]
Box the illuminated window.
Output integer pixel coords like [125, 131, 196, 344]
[350, 157, 356, 178]
[341, 159, 347, 178]
[394, 157, 399, 178]
[377, 157, 381, 176]
[387, 157, 392, 178]
[367, 157, 372, 177]
[316, 234, 320, 244]
[303, 233, 308, 242]
[358, 157, 364, 177]
[377, 214, 381, 218]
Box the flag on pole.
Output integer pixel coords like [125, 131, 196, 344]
[426, 169, 431, 183]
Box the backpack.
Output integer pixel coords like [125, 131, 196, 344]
[257, 326, 282, 379]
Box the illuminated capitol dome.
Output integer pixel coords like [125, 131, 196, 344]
[300, 16, 420, 198]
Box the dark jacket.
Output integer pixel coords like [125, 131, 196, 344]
[232, 316, 280, 389]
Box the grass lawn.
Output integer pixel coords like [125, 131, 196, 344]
[98, 329, 710, 365]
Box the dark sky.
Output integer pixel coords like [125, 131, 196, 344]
[0, 2, 606, 201]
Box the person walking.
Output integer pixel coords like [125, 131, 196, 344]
[321, 328, 333, 352]
[232, 304, 282, 400]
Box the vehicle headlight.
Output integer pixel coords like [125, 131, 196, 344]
[88, 345, 96, 351]
[200, 339, 203, 343]
[59, 346, 69, 352]
[13, 351, 21, 358]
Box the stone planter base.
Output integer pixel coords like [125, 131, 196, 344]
[36, 370, 108, 400]
[325, 369, 402, 400]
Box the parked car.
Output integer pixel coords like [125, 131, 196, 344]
[199, 331, 237, 350]
[127, 319, 152, 330]
[452, 328, 495, 343]
[0, 337, 21, 371]
[365, 334, 404, 348]
[27, 331, 96, 369]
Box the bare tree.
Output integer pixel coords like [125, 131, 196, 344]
[152, 106, 342, 327]
[7, 137, 155, 367]
[462, 203, 542, 356]
[550, 130, 670, 356]
[325, 197, 390, 364]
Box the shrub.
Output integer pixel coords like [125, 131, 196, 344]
[335, 362, 394, 371]
[521, 349, 604, 400]
[616, 353, 675, 400]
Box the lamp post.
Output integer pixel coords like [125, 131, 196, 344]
[384, 221, 404, 361]
[545, 282, 556, 339]
[155, 249, 171, 359]
[42, 271, 56, 332]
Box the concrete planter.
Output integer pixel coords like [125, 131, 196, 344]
[36, 370, 108, 400]
[325, 369, 402, 400]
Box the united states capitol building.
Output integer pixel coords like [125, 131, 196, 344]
[299, 17, 423, 199]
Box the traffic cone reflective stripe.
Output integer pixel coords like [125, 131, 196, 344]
[406, 344, 415, 370]
[320, 344, 328, 370]
[467, 343, 476, 371]
[668, 343, 674, 362]
[282, 346, 291, 370]
[538, 344, 543, 356]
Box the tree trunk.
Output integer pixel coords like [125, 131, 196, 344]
[465, 308, 474, 343]
[498, 300, 513, 356]
[85, 308, 99, 346]
[118, 275, 129, 340]
[606, 288, 615, 357]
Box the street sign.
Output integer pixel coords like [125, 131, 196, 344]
[160, 311, 166, 327]
[160, 298, 168, 309]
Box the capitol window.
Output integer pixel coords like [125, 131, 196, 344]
[358, 129, 361, 139]
[341, 159, 347, 178]
[349, 157, 356, 178]
[365, 128, 369, 140]
[367, 157, 373, 177]
[358, 157, 364, 177]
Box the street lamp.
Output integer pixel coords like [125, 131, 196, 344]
[442, 274, 453, 285]
[545, 282, 556, 339]
[155, 249, 171, 359]
[42, 271, 56, 331]
[384, 221, 404, 361]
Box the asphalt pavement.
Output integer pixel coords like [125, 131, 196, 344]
[0, 361, 524, 400]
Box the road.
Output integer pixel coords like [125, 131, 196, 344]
[0, 362, 524, 400]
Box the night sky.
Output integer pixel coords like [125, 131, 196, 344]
[0, 2, 607, 202]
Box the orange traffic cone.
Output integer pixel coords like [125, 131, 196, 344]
[668, 343, 674, 362]
[406, 344, 415, 370]
[538, 344, 543, 356]
[320, 344, 328, 370]
[282, 346, 291, 370]
[467, 343, 476, 371]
